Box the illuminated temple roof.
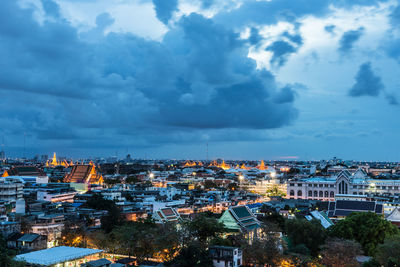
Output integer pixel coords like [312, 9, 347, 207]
[64, 163, 103, 184]
[46, 152, 73, 168]
[2, 166, 46, 178]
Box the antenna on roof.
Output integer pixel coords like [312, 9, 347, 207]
[23, 132, 26, 159]
[1, 135, 4, 161]
[206, 142, 209, 162]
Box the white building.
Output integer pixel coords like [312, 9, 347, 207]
[287, 168, 400, 201]
[0, 177, 24, 202]
[209, 246, 242, 267]
[37, 190, 77, 203]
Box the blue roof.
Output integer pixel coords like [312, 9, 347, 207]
[246, 203, 262, 209]
[71, 203, 83, 207]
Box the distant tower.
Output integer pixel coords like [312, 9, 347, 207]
[0, 136, 4, 161]
[51, 152, 58, 166]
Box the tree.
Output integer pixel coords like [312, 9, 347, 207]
[84, 193, 124, 233]
[266, 185, 286, 197]
[227, 182, 238, 191]
[285, 218, 327, 256]
[184, 214, 225, 246]
[320, 238, 363, 267]
[259, 205, 286, 230]
[165, 241, 212, 267]
[203, 180, 217, 190]
[374, 235, 400, 266]
[126, 175, 139, 184]
[328, 212, 399, 255]
[112, 219, 159, 261]
[242, 233, 282, 266]
[154, 223, 181, 262]
[103, 178, 119, 186]
[0, 235, 25, 267]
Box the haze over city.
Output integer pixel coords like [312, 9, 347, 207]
[1, 0, 400, 160]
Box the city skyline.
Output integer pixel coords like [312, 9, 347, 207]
[1, 0, 400, 160]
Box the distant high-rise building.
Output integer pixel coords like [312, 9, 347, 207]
[41, 155, 49, 162]
[0, 150, 4, 161]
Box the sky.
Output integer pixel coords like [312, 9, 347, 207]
[1, 0, 400, 161]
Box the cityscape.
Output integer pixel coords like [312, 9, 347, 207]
[2, 0, 400, 266]
[1, 154, 400, 266]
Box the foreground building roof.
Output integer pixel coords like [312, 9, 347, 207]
[327, 199, 383, 218]
[219, 205, 261, 232]
[64, 164, 103, 184]
[15, 246, 102, 265]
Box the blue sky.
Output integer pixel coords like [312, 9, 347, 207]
[1, 0, 400, 161]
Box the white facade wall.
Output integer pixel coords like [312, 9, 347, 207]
[287, 170, 400, 201]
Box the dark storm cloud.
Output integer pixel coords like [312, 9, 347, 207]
[348, 62, 384, 97]
[273, 86, 297, 104]
[338, 27, 364, 54]
[266, 32, 302, 67]
[266, 40, 296, 66]
[152, 0, 178, 24]
[0, 0, 299, 149]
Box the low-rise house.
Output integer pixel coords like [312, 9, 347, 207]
[7, 233, 47, 252]
[209, 246, 242, 267]
[153, 207, 180, 224]
[219, 205, 261, 239]
[386, 207, 400, 227]
[31, 214, 65, 247]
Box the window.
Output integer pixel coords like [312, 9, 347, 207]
[308, 190, 312, 197]
[353, 185, 357, 189]
[290, 190, 295, 196]
[353, 192, 357, 195]
[319, 191, 323, 197]
[314, 191, 318, 197]
[324, 191, 328, 198]
[330, 185, 334, 188]
[330, 191, 334, 198]
[338, 180, 348, 194]
[298, 183, 302, 186]
[290, 183, 295, 186]
[298, 190, 302, 197]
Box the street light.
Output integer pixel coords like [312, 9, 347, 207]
[149, 172, 154, 179]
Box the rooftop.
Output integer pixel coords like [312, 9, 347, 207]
[14, 246, 102, 265]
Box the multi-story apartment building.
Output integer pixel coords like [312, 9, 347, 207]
[31, 214, 65, 247]
[0, 177, 23, 202]
[287, 168, 400, 201]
